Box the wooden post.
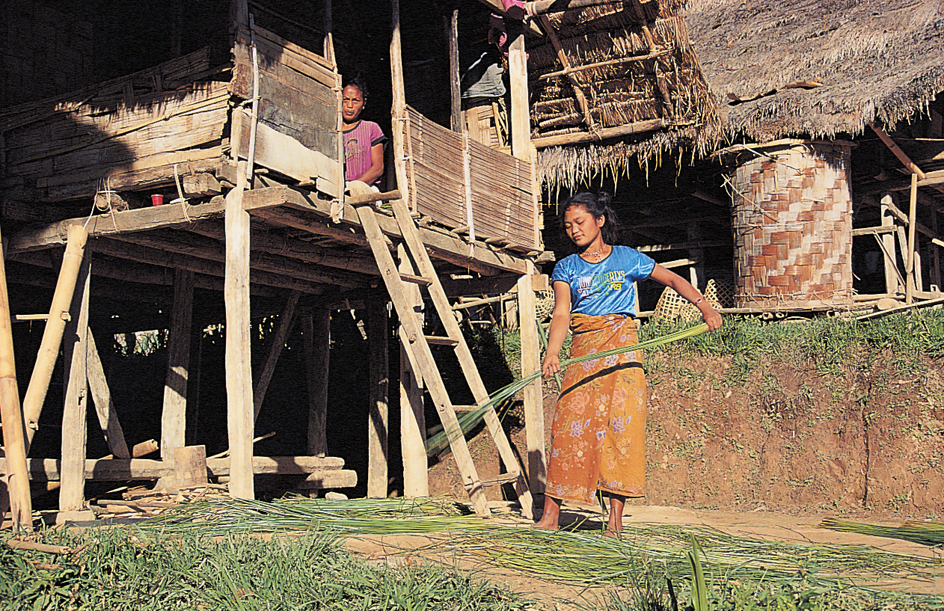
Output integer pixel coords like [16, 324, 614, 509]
[508, 31, 530, 160]
[390, 0, 411, 208]
[59, 250, 91, 516]
[517, 264, 546, 495]
[187, 322, 203, 446]
[225, 160, 254, 499]
[880, 195, 899, 295]
[367, 297, 389, 498]
[253, 290, 301, 422]
[86, 330, 131, 459]
[161, 268, 194, 460]
[398, 245, 427, 497]
[447, 8, 461, 133]
[173, 445, 208, 488]
[907, 173, 918, 304]
[305, 310, 329, 457]
[0, 224, 33, 531]
[932, 210, 941, 290]
[23, 225, 89, 450]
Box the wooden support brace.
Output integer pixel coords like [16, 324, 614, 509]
[253, 290, 301, 422]
[59, 250, 91, 514]
[305, 310, 330, 457]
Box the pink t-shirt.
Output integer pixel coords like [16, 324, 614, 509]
[343, 120, 386, 184]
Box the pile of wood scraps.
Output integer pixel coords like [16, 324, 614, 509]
[88, 484, 230, 520]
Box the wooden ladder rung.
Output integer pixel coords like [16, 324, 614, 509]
[481, 472, 522, 487]
[399, 272, 433, 286]
[424, 336, 459, 347]
[453, 404, 482, 413]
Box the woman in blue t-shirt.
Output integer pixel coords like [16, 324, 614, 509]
[536, 191, 722, 535]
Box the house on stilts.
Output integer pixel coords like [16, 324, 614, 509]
[0, 0, 548, 529]
[526, 0, 944, 318]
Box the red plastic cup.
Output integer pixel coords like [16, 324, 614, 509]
[151, 194, 163, 206]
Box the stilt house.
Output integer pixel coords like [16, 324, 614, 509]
[0, 0, 549, 528]
[525, 0, 944, 316]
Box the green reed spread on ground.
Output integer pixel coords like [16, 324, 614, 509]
[5, 497, 940, 610]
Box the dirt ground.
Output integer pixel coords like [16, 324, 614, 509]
[403, 350, 944, 607]
[342, 504, 943, 610]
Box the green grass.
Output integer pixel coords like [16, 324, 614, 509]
[4, 497, 943, 611]
[0, 525, 528, 611]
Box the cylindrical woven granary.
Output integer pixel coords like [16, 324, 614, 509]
[729, 141, 854, 311]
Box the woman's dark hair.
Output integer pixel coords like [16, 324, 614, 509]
[341, 74, 369, 100]
[559, 191, 621, 245]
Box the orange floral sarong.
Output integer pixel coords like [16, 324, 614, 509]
[545, 313, 647, 506]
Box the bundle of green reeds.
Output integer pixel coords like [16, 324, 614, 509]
[820, 518, 944, 547]
[141, 496, 488, 537]
[426, 323, 710, 456]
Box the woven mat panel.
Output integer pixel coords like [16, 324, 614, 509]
[731, 143, 853, 310]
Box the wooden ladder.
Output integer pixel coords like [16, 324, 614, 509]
[355, 199, 533, 518]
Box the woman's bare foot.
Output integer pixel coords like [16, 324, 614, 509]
[533, 495, 561, 530]
[606, 494, 626, 536]
[603, 529, 622, 539]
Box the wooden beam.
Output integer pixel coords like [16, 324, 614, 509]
[390, 0, 411, 208]
[107, 231, 370, 289]
[161, 268, 194, 460]
[89, 238, 340, 293]
[538, 48, 671, 80]
[304, 310, 330, 457]
[185, 219, 379, 276]
[508, 30, 532, 159]
[225, 161, 254, 499]
[59, 250, 91, 513]
[907, 173, 918, 304]
[398, 246, 427, 497]
[532, 119, 667, 149]
[366, 295, 389, 498]
[2, 455, 346, 481]
[870, 124, 926, 180]
[528, 0, 628, 15]
[536, 14, 593, 129]
[253, 290, 300, 422]
[8, 186, 530, 275]
[86, 331, 131, 459]
[447, 9, 462, 133]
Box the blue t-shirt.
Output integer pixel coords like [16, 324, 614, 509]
[551, 245, 656, 317]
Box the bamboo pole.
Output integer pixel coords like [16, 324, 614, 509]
[0, 224, 33, 531]
[22, 224, 89, 451]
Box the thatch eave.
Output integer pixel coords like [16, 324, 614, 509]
[685, 0, 944, 143]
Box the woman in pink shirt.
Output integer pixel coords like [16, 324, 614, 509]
[341, 77, 386, 188]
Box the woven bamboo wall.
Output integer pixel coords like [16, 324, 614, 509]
[405, 107, 537, 251]
[731, 142, 853, 310]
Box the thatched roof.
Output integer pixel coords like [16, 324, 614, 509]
[685, 0, 944, 143]
[529, 1, 722, 189]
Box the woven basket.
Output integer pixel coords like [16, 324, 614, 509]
[653, 279, 727, 323]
